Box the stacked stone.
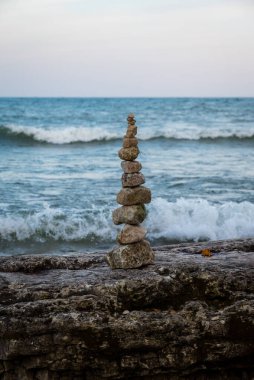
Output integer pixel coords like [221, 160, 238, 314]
[106, 114, 154, 269]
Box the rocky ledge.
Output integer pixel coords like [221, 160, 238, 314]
[0, 239, 254, 380]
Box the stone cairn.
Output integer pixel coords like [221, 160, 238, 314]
[106, 114, 154, 269]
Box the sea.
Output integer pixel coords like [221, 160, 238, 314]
[0, 97, 254, 256]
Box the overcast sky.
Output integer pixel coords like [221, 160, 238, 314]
[0, 0, 253, 97]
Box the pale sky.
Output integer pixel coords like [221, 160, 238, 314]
[0, 0, 254, 97]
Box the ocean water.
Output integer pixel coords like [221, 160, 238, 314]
[0, 97, 254, 256]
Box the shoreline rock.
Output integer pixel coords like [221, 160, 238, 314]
[0, 238, 253, 379]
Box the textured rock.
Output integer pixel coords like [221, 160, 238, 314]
[106, 240, 154, 269]
[121, 160, 142, 174]
[127, 115, 136, 125]
[122, 137, 138, 148]
[127, 113, 135, 120]
[121, 172, 145, 188]
[118, 147, 139, 161]
[0, 239, 253, 379]
[117, 186, 151, 206]
[117, 224, 147, 244]
[125, 125, 137, 137]
[112, 204, 146, 225]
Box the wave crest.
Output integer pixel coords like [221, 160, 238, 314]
[0, 204, 115, 242]
[1, 124, 254, 144]
[1, 199, 254, 244]
[0, 124, 119, 144]
[147, 198, 254, 242]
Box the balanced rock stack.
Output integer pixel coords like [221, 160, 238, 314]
[106, 114, 154, 269]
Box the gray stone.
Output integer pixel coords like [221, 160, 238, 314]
[118, 147, 139, 161]
[117, 186, 151, 206]
[106, 240, 154, 269]
[117, 224, 147, 244]
[121, 160, 142, 174]
[122, 172, 145, 188]
[112, 205, 146, 225]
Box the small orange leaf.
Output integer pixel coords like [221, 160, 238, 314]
[201, 248, 212, 257]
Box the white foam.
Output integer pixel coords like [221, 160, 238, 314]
[1, 198, 254, 244]
[146, 198, 254, 241]
[5, 124, 119, 144]
[139, 124, 254, 141]
[0, 203, 115, 242]
[3, 123, 254, 144]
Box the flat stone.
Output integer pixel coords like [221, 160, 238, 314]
[128, 120, 136, 126]
[121, 161, 142, 174]
[117, 186, 151, 206]
[122, 137, 138, 148]
[125, 125, 137, 137]
[117, 225, 147, 244]
[118, 147, 139, 161]
[122, 172, 145, 187]
[127, 113, 135, 119]
[112, 205, 146, 225]
[106, 240, 154, 269]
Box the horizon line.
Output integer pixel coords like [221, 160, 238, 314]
[0, 96, 254, 99]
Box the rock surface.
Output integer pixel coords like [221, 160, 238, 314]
[123, 137, 138, 148]
[107, 240, 154, 269]
[125, 125, 137, 137]
[121, 172, 145, 188]
[112, 205, 147, 225]
[117, 224, 147, 244]
[121, 160, 142, 174]
[0, 239, 253, 379]
[118, 147, 139, 161]
[117, 186, 151, 206]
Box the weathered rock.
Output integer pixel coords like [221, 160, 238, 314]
[118, 147, 139, 161]
[125, 125, 137, 137]
[127, 114, 136, 125]
[127, 113, 135, 120]
[117, 186, 151, 206]
[106, 240, 154, 269]
[122, 172, 145, 188]
[112, 204, 146, 225]
[0, 239, 253, 379]
[122, 137, 138, 148]
[117, 224, 147, 244]
[121, 160, 142, 174]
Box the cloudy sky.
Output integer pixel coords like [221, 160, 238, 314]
[0, 0, 253, 97]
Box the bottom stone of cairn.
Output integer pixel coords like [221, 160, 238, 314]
[106, 240, 154, 269]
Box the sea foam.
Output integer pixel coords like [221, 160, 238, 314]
[1, 125, 119, 144]
[146, 198, 254, 242]
[1, 124, 254, 144]
[1, 198, 254, 244]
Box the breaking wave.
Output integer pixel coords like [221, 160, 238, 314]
[147, 198, 254, 242]
[1, 198, 254, 245]
[0, 204, 115, 243]
[1, 124, 254, 145]
[0, 124, 119, 144]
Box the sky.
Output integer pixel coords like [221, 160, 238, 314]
[0, 0, 253, 97]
